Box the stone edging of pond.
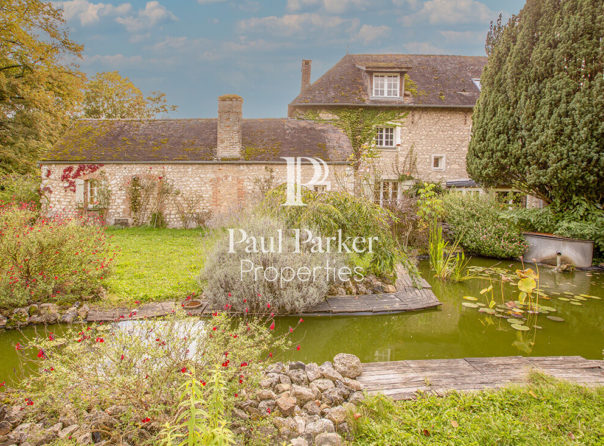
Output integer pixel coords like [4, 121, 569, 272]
[0, 354, 364, 446]
[0, 266, 440, 329]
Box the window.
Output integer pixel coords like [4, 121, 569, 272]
[373, 74, 399, 97]
[374, 180, 400, 206]
[431, 155, 445, 171]
[312, 184, 327, 193]
[376, 127, 395, 147]
[472, 78, 481, 91]
[87, 180, 99, 208]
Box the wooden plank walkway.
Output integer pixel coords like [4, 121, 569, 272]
[87, 265, 441, 321]
[357, 356, 604, 400]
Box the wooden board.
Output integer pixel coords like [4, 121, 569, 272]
[357, 356, 604, 400]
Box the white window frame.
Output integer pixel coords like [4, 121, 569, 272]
[431, 154, 446, 171]
[375, 180, 401, 206]
[86, 179, 99, 209]
[376, 127, 395, 148]
[373, 73, 400, 97]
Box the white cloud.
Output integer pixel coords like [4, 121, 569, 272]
[116, 1, 177, 32]
[55, 0, 132, 25]
[197, 0, 226, 3]
[440, 30, 486, 42]
[356, 24, 390, 44]
[400, 0, 494, 25]
[83, 53, 144, 66]
[237, 13, 359, 37]
[403, 41, 446, 54]
[287, 0, 370, 14]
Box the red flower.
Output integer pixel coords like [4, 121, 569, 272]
[201, 381, 206, 386]
[134, 300, 141, 305]
[141, 417, 151, 423]
[48, 334, 54, 341]
[266, 408, 271, 414]
[95, 337, 104, 343]
[212, 326, 217, 331]
[266, 303, 271, 309]
[240, 362, 248, 367]
[181, 367, 187, 373]
[15, 343, 23, 351]
[0, 381, 5, 387]
[37, 350, 44, 359]
[296, 345, 301, 351]
[299, 318, 304, 323]
[269, 321, 275, 330]
[120, 354, 124, 361]
[234, 393, 238, 397]
[289, 327, 294, 333]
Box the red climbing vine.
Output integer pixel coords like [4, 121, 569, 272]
[61, 164, 103, 191]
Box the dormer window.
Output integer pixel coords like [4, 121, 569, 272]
[373, 73, 399, 97]
[472, 78, 481, 91]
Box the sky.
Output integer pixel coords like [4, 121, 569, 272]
[54, 0, 527, 118]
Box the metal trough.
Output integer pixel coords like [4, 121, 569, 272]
[523, 232, 594, 268]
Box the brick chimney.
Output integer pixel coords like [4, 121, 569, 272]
[301, 59, 312, 93]
[217, 94, 243, 159]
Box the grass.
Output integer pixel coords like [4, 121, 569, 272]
[103, 227, 207, 305]
[350, 373, 604, 445]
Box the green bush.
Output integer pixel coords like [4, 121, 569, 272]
[0, 201, 115, 308]
[14, 311, 291, 445]
[262, 186, 409, 279]
[443, 193, 527, 259]
[201, 215, 346, 314]
[0, 173, 41, 205]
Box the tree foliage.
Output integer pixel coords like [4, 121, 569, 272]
[83, 71, 177, 119]
[467, 0, 603, 208]
[0, 0, 84, 175]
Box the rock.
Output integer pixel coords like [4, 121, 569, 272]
[290, 437, 309, 446]
[257, 389, 277, 401]
[311, 379, 335, 393]
[321, 388, 345, 406]
[266, 362, 285, 374]
[289, 361, 306, 371]
[385, 284, 397, 293]
[291, 385, 315, 405]
[278, 374, 292, 386]
[58, 424, 79, 439]
[76, 432, 93, 444]
[232, 408, 249, 421]
[105, 405, 128, 417]
[260, 373, 279, 388]
[10, 308, 29, 327]
[78, 304, 90, 320]
[305, 418, 335, 437]
[319, 365, 343, 382]
[39, 303, 58, 314]
[272, 416, 296, 438]
[47, 422, 63, 435]
[0, 421, 11, 435]
[287, 369, 309, 386]
[275, 396, 297, 417]
[341, 377, 362, 391]
[4, 406, 25, 425]
[0, 314, 6, 328]
[348, 391, 364, 404]
[333, 354, 363, 379]
[292, 415, 306, 435]
[275, 382, 291, 393]
[305, 363, 322, 382]
[43, 312, 60, 324]
[60, 309, 78, 324]
[315, 432, 343, 445]
[258, 400, 276, 414]
[303, 400, 321, 416]
[8, 422, 32, 443]
[326, 406, 347, 425]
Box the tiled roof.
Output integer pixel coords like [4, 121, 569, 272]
[44, 118, 352, 162]
[289, 54, 487, 108]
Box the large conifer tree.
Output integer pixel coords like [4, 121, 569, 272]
[467, 0, 603, 207]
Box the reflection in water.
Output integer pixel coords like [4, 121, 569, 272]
[1, 258, 603, 384]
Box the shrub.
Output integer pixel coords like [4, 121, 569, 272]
[0, 173, 41, 205]
[262, 186, 409, 279]
[14, 311, 293, 445]
[443, 193, 527, 259]
[0, 201, 115, 308]
[384, 195, 428, 251]
[201, 215, 346, 314]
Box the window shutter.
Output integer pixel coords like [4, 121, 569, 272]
[75, 179, 85, 205]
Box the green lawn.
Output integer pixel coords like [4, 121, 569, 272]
[350, 373, 604, 445]
[104, 227, 207, 304]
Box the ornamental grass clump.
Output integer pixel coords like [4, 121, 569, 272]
[11, 310, 296, 445]
[201, 215, 346, 314]
[0, 201, 116, 308]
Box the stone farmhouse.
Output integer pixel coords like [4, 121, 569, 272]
[40, 53, 510, 227]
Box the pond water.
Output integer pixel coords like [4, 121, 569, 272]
[1, 258, 603, 384]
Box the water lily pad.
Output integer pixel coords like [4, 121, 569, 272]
[533, 325, 542, 329]
[511, 324, 530, 331]
[462, 302, 479, 308]
[570, 301, 582, 306]
[507, 318, 524, 324]
[546, 316, 565, 322]
[475, 302, 486, 307]
[463, 296, 478, 301]
[478, 308, 496, 314]
[574, 296, 587, 301]
[563, 291, 574, 296]
[558, 297, 570, 301]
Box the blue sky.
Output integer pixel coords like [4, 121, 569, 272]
[55, 0, 526, 118]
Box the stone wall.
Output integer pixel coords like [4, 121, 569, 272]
[290, 106, 474, 184]
[40, 162, 353, 227]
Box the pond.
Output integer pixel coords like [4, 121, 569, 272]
[1, 258, 603, 385]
